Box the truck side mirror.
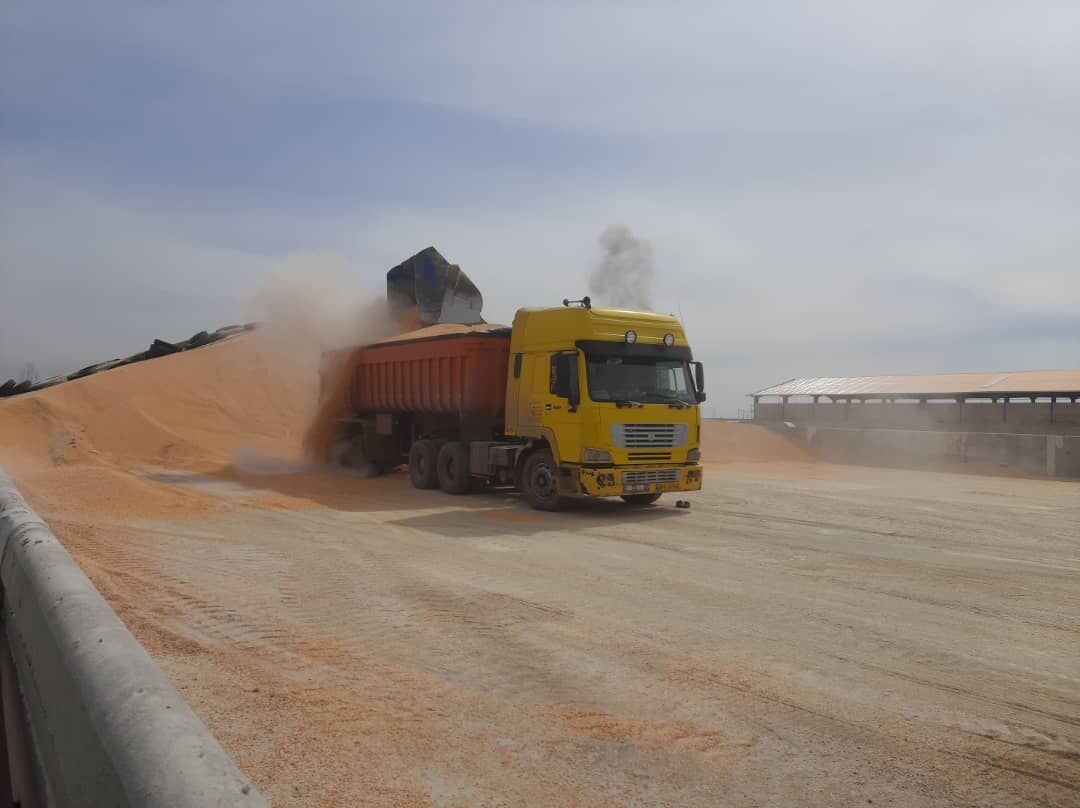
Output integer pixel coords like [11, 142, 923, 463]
[693, 361, 707, 403]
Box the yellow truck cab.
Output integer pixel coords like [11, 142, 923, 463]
[504, 304, 705, 508]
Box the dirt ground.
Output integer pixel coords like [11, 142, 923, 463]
[9, 461, 1075, 806]
[0, 339, 1077, 806]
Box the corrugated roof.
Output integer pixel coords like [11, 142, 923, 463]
[753, 370, 1080, 398]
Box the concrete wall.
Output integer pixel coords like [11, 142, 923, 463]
[0, 470, 266, 807]
[756, 400, 1080, 435]
[798, 426, 1080, 479]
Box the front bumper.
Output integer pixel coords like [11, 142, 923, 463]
[569, 465, 704, 497]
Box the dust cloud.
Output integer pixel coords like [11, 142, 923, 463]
[588, 225, 655, 310]
[242, 255, 401, 470]
[301, 350, 362, 467]
[248, 255, 396, 366]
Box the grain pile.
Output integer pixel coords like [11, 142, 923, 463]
[0, 332, 321, 521]
[700, 420, 814, 464]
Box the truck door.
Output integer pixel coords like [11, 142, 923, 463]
[540, 351, 583, 464]
[510, 353, 542, 433]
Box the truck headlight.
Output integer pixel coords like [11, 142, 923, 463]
[686, 448, 701, 463]
[582, 447, 613, 463]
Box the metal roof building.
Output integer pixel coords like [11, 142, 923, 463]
[753, 370, 1080, 402]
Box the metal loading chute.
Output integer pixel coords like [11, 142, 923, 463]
[386, 247, 484, 327]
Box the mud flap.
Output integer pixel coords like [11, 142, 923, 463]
[557, 465, 582, 496]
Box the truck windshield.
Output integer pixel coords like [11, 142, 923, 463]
[584, 355, 695, 405]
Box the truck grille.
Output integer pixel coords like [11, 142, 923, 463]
[612, 423, 689, 449]
[623, 469, 680, 487]
[628, 451, 672, 463]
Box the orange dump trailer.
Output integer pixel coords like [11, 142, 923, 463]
[348, 324, 511, 420]
[318, 323, 512, 472]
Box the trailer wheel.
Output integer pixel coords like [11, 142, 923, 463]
[521, 449, 566, 511]
[409, 440, 439, 489]
[620, 493, 662, 506]
[437, 441, 473, 495]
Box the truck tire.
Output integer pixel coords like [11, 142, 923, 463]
[521, 449, 566, 511]
[437, 441, 472, 495]
[621, 493, 662, 506]
[409, 440, 440, 489]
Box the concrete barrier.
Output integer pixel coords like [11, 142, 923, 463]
[800, 427, 1080, 479]
[0, 469, 266, 807]
[756, 400, 1080, 435]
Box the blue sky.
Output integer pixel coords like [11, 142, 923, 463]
[2, 1, 1079, 413]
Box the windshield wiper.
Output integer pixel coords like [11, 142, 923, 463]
[646, 394, 691, 409]
[613, 399, 644, 408]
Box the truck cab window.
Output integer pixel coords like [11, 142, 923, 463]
[659, 366, 690, 394]
[585, 355, 695, 405]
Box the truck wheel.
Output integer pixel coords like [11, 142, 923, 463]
[409, 440, 439, 489]
[521, 449, 566, 511]
[621, 493, 662, 506]
[437, 441, 473, 495]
